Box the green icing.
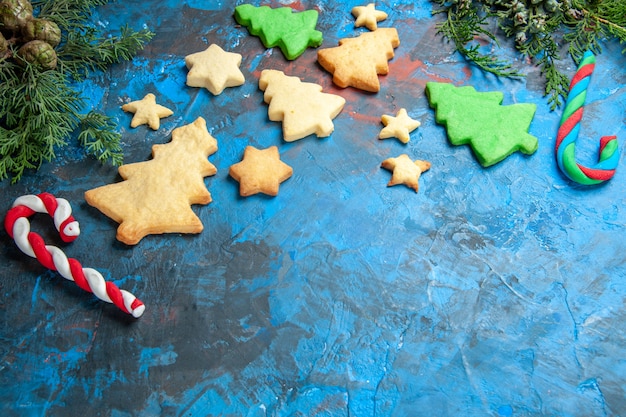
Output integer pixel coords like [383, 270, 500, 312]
[234, 4, 323, 60]
[426, 82, 538, 167]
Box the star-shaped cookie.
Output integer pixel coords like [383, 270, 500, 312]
[121, 93, 173, 130]
[381, 154, 431, 193]
[379, 108, 421, 144]
[352, 3, 387, 31]
[229, 146, 293, 197]
[185, 44, 245, 95]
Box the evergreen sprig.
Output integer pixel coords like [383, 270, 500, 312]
[78, 111, 124, 166]
[0, 62, 81, 181]
[431, 0, 626, 110]
[0, 0, 154, 183]
[58, 25, 154, 81]
[433, 2, 523, 78]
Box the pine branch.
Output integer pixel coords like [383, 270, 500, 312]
[0, 0, 153, 183]
[430, 0, 626, 109]
[434, 2, 523, 78]
[31, 0, 108, 31]
[57, 25, 155, 81]
[0, 64, 82, 183]
[78, 111, 123, 166]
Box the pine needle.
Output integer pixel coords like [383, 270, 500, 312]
[0, 0, 153, 183]
[430, 0, 626, 109]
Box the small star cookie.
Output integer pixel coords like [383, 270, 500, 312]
[229, 146, 293, 197]
[121, 93, 173, 130]
[381, 154, 431, 193]
[185, 44, 245, 95]
[379, 108, 420, 144]
[352, 3, 387, 31]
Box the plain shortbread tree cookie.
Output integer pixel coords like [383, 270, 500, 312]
[84, 117, 218, 245]
[259, 69, 345, 142]
[317, 28, 399, 92]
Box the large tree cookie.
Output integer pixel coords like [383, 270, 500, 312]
[259, 69, 345, 142]
[234, 4, 323, 60]
[426, 82, 538, 167]
[229, 146, 293, 197]
[185, 44, 245, 95]
[84, 117, 218, 245]
[317, 28, 399, 92]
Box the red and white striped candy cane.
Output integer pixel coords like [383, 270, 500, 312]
[4, 192, 145, 318]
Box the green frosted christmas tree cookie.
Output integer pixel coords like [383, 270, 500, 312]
[234, 4, 323, 60]
[426, 82, 538, 167]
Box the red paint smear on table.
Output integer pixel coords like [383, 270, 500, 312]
[388, 54, 457, 88]
[389, 50, 476, 85]
[345, 110, 382, 124]
[271, 0, 320, 12]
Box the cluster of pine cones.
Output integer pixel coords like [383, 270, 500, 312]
[449, 0, 575, 44]
[0, 0, 61, 69]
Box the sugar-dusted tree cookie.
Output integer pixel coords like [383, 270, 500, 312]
[426, 82, 538, 167]
[317, 28, 399, 92]
[234, 4, 323, 60]
[259, 69, 345, 142]
[84, 117, 218, 245]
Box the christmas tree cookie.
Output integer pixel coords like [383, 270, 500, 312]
[425, 82, 538, 167]
[259, 69, 345, 142]
[317, 28, 399, 92]
[85, 118, 217, 245]
[234, 4, 323, 60]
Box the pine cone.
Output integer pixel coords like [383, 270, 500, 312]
[0, 0, 33, 33]
[16, 39, 57, 69]
[0, 30, 7, 50]
[22, 18, 61, 47]
[0, 30, 9, 58]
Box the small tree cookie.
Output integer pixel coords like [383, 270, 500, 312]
[317, 28, 399, 92]
[259, 69, 345, 142]
[234, 4, 323, 60]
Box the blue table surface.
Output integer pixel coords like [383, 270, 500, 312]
[1, 1, 625, 416]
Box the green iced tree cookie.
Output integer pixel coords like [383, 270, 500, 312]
[426, 82, 538, 167]
[234, 4, 323, 60]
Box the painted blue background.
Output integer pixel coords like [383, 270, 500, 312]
[1, 1, 625, 416]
